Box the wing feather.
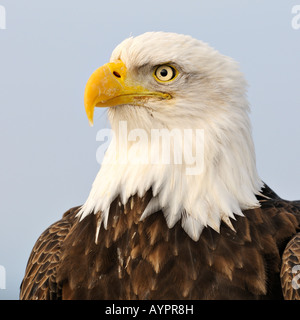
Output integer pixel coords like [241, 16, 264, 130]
[281, 232, 300, 300]
[19, 207, 79, 300]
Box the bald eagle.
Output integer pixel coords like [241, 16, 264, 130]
[20, 32, 300, 300]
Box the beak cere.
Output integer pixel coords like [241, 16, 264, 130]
[84, 60, 171, 126]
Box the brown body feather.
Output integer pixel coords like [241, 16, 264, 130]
[20, 184, 300, 300]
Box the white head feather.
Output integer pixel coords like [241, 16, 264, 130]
[78, 32, 263, 241]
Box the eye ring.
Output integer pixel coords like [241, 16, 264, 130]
[153, 64, 178, 83]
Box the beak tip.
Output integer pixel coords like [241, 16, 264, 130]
[85, 103, 95, 127]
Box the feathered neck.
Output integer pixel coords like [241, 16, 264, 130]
[78, 104, 263, 241]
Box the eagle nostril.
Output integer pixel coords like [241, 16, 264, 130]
[113, 71, 121, 78]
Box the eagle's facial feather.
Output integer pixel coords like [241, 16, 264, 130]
[79, 32, 263, 241]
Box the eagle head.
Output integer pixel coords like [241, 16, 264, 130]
[79, 32, 263, 241]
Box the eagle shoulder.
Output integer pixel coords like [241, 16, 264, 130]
[280, 221, 300, 300]
[19, 206, 80, 300]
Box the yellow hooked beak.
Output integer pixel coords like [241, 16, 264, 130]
[84, 60, 171, 126]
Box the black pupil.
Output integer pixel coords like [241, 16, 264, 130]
[160, 69, 168, 77]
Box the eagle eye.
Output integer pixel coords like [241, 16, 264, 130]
[154, 65, 178, 83]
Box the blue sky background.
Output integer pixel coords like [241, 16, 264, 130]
[0, 0, 299, 299]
